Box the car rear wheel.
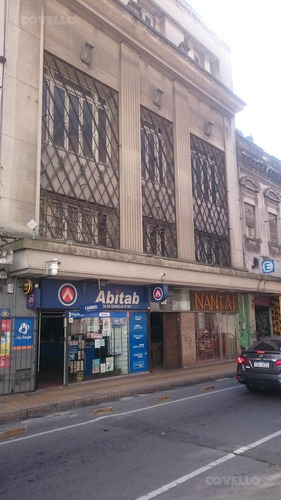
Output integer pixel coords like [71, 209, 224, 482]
[246, 383, 259, 392]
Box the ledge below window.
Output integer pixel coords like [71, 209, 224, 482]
[244, 236, 262, 244]
[269, 243, 281, 252]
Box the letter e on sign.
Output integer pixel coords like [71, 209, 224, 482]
[262, 260, 275, 274]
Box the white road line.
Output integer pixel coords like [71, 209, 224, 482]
[0, 385, 241, 447]
[135, 454, 235, 500]
[135, 429, 281, 500]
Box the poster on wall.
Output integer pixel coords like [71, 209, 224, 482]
[0, 309, 11, 369]
[129, 312, 148, 373]
[111, 325, 122, 355]
[13, 318, 34, 350]
[106, 357, 114, 372]
[92, 359, 100, 374]
[102, 318, 111, 336]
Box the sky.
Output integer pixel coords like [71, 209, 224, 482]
[187, 0, 281, 159]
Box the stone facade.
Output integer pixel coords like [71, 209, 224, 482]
[0, 0, 279, 393]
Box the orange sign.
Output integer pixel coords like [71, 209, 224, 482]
[192, 291, 237, 311]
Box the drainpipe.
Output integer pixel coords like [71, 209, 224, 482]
[34, 1, 45, 228]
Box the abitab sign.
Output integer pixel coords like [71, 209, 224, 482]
[41, 280, 149, 310]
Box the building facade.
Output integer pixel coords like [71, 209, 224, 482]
[237, 132, 281, 342]
[0, 0, 280, 394]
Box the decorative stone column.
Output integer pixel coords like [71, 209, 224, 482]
[174, 81, 195, 261]
[119, 43, 142, 252]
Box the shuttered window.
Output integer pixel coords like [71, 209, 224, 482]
[244, 202, 256, 238]
[268, 212, 278, 245]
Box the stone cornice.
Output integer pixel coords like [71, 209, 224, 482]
[4, 237, 278, 282]
[58, 0, 245, 116]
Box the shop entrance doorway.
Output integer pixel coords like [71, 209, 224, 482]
[255, 306, 271, 338]
[150, 312, 181, 369]
[37, 312, 65, 389]
[150, 312, 164, 366]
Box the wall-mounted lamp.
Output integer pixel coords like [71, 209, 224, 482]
[45, 258, 61, 276]
[204, 120, 214, 136]
[80, 42, 94, 65]
[153, 88, 164, 108]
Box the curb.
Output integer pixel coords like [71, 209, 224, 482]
[0, 371, 236, 424]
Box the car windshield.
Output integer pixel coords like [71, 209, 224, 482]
[250, 338, 281, 352]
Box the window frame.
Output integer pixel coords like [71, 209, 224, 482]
[244, 201, 256, 239]
[268, 211, 278, 246]
[141, 121, 166, 186]
[43, 73, 110, 165]
[41, 197, 117, 248]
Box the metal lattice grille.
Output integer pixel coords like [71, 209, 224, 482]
[191, 134, 230, 267]
[141, 107, 177, 258]
[40, 52, 119, 248]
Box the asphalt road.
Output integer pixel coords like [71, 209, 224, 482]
[1, 378, 281, 499]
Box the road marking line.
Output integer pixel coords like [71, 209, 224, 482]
[0, 385, 241, 446]
[135, 454, 235, 500]
[134, 428, 281, 500]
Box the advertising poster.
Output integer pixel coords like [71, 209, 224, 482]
[106, 357, 114, 371]
[0, 309, 11, 369]
[102, 318, 111, 336]
[92, 359, 100, 374]
[13, 318, 34, 350]
[0, 356, 9, 369]
[111, 325, 122, 355]
[129, 312, 148, 373]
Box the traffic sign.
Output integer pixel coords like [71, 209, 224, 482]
[262, 260, 275, 274]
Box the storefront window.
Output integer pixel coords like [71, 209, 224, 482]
[195, 312, 238, 361]
[68, 312, 129, 381]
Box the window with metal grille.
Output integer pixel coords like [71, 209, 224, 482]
[268, 212, 278, 245]
[244, 202, 256, 238]
[40, 52, 119, 249]
[40, 195, 118, 248]
[191, 134, 230, 267]
[141, 107, 177, 258]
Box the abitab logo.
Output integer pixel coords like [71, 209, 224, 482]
[95, 289, 140, 305]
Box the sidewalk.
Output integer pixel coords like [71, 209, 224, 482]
[0, 361, 237, 424]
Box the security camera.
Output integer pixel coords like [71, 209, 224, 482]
[45, 259, 61, 276]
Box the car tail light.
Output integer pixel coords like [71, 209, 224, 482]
[275, 360, 281, 366]
[237, 355, 249, 364]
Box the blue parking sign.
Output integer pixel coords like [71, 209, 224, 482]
[262, 260, 275, 274]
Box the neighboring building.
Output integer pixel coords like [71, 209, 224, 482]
[237, 131, 281, 341]
[0, 0, 279, 394]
